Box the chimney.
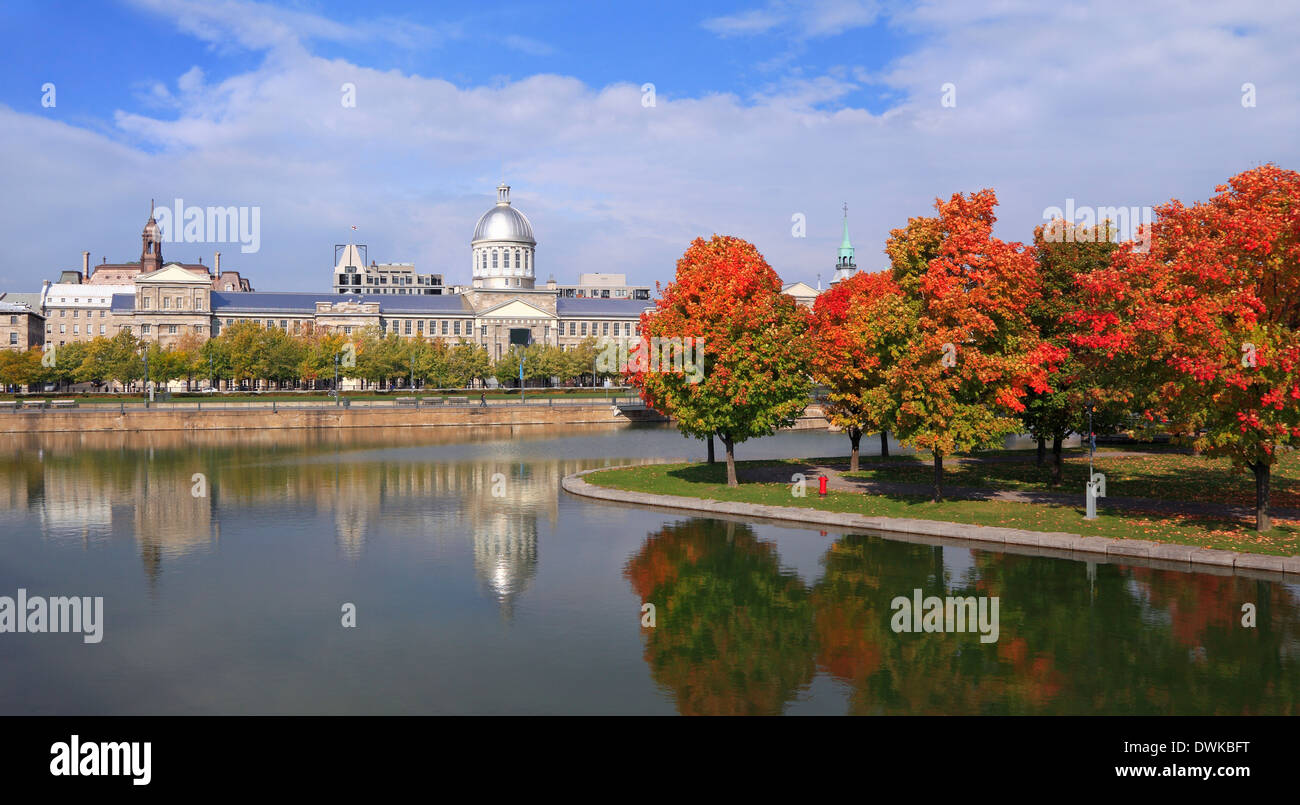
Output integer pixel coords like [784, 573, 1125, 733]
[215, 251, 221, 273]
[82, 251, 90, 275]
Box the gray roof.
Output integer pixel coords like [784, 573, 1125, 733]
[110, 293, 135, 313]
[556, 297, 651, 317]
[209, 291, 468, 315]
[0, 292, 44, 310]
[0, 300, 44, 317]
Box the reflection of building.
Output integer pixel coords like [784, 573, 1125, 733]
[472, 513, 538, 621]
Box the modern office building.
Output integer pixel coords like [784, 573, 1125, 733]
[331, 243, 443, 295]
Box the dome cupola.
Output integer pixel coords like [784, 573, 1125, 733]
[472, 183, 537, 289]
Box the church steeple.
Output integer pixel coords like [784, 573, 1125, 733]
[832, 202, 856, 284]
[141, 200, 163, 274]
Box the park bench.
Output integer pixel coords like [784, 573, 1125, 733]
[0, 400, 18, 410]
[395, 397, 418, 406]
[50, 399, 78, 408]
[445, 396, 469, 405]
[421, 397, 444, 405]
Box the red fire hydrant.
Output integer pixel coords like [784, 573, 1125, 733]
[818, 475, 828, 496]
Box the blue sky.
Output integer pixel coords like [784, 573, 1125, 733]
[1, 0, 1296, 292]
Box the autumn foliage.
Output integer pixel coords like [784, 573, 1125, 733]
[883, 190, 1060, 500]
[809, 270, 909, 470]
[627, 235, 812, 485]
[1070, 164, 1300, 529]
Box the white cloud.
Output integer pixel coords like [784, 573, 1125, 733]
[503, 35, 555, 57]
[703, 1, 881, 39]
[1, 0, 1297, 295]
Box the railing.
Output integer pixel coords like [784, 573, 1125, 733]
[1, 395, 647, 413]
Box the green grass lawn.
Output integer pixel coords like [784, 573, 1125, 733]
[585, 460, 1300, 556]
[840, 449, 1299, 509]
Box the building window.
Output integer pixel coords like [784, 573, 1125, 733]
[195, 325, 204, 334]
[480, 325, 487, 337]
[568, 322, 575, 336]
[7, 316, 14, 325]
[603, 322, 609, 335]
[453, 321, 461, 335]
[72, 309, 78, 318]
[344, 326, 353, 335]
[141, 325, 150, 334]
[168, 325, 178, 335]
[416, 321, 424, 332]
[580, 323, 587, 336]
[404, 320, 412, 334]
[100, 310, 105, 318]
[8, 333, 15, 345]
[163, 297, 171, 309]
[73, 325, 79, 334]
[492, 251, 498, 269]
[280, 320, 288, 329]
[442, 321, 448, 335]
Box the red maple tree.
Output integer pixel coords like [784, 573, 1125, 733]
[1070, 165, 1300, 530]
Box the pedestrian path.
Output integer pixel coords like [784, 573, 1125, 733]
[741, 462, 1299, 521]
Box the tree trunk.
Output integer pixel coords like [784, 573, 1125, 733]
[1036, 437, 1045, 467]
[721, 434, 737, 487]
[933, 449, 943, 502]
[848, 426, 862, 472]
[880, 430, 890, 459]
[707, 434, 715, 464]
[1251, 461, 1272, 532]
[1051, 435, 1063, 486]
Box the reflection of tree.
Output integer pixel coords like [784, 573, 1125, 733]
[624, 519, 816, 715]
[1125, 568, 1300, 714]
[813, 538, 1012, 714]
[813, 536, 1300, 714]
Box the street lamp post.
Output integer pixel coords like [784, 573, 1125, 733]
[334, 352, 340, 407]
[410, 354, 415, 397]
[142, 342, 150, 409]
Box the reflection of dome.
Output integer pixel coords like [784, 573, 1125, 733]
[472, 514, 538, 621]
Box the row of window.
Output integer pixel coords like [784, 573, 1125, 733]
[50, 324, 109, 335]
[479, 248, 531, 272]
[140, 293, 205, 311]
[120, 324, 199, 336]
[55, 309, 109, 318]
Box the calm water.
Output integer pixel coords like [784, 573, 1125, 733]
[0, 424, 1296, 715]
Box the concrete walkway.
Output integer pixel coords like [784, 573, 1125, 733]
[561, 468, 1300, 577]
[739, 462, 1300, 522]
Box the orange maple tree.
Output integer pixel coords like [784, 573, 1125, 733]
[1070, 165, 1300, 530]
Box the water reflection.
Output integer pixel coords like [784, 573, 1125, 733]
[0, 425, 1296, 714]
[626, 522, 1300, 715]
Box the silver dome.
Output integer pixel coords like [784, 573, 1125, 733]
[472, 184, 536, 244]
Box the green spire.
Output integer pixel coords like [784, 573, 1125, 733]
[838, 203, 854, 262]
